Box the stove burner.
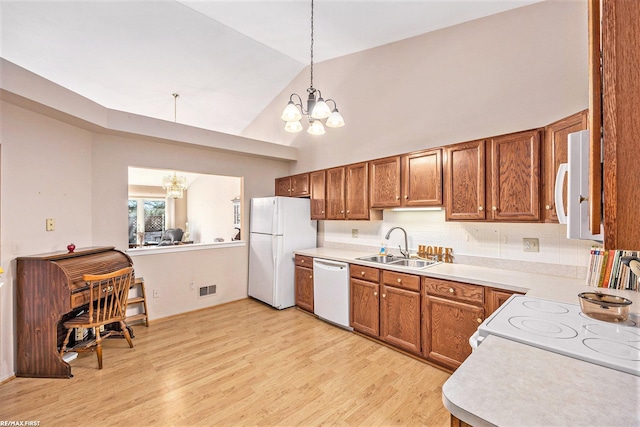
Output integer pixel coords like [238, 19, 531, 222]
[508, 316, 578, 339]
[522, 299, 570, 314]
[583, 323, 640, 342]
[583, 338, 640, 361]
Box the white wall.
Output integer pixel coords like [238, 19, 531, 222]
[244, 1, 589, 171]
[187, 174, 241, 243]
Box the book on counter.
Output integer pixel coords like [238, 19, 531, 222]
[586, 247, 639, 292]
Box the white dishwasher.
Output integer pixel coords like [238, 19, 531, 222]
[313, 259, 352, 330]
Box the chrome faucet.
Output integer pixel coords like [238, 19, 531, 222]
[385, 227, 410, 258]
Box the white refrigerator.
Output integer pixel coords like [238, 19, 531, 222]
[248, 196, 317, 309]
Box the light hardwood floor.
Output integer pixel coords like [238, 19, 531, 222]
[1, 298, 451, 426]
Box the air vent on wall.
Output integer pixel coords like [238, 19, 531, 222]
[199, 285, 217, 297]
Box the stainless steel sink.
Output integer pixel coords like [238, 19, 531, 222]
[389, 258, 438, 269]
[356, 254, 398, 264]
[356, 254, 439, 269]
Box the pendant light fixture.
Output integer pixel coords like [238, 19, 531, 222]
[281, 0, 345, 135]
[162, 172, 187, 199]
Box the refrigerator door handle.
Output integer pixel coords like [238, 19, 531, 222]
[272, 235, 278, 265]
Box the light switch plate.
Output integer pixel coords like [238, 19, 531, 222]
[46, 218, 55, 231]
[352, 229, 358, 238]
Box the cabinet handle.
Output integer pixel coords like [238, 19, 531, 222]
[382, 294, 386, 298]
[374, 291, 378, 296]
[449, 288, 454, 293]
[492, 206, 497, 211]
[341, 210, 344, 213]
[301, 259, 304, 263]
[404, 195, 408, 199]
[309, 275, 313, 279]
[321, 210, 325, 214]
[347, 210, 350, 214]
[396, 196, 400, 200]
[477, 318, 482, 324]
[546, 204, 552, 210]
[361, 271, 365, 276]
[397, 278, 402, 283]
[478, 206, 484, 211]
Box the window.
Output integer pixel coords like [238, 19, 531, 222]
[128, 167, 242, 247]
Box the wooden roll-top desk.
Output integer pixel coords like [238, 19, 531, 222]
[16, 246, 133, 378]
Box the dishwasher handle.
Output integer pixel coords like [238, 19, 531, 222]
[313, 259, 348, 270]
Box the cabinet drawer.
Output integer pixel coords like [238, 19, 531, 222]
[350, 265, 380, 282]
[295, 255, 314, 267]
[382, 270, 420, 292]
[71, 290, 91, 308]
[423, 278, 483, 305]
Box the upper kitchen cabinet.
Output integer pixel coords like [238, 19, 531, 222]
[402, 149, 443, 207]
[445, 130, 542, 222]
[274, 174, 310, 197]
[369, 149, 443, 209]
[542, 110, 588, 223]
[309, 170, 326, 220]
[369, 156, 401, 208]
[489, 129, 542, 221]
[599, 0, 640, 249]
[327, 163, 382, 220]
[444, 139, 487, 220]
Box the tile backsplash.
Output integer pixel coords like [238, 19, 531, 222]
[320, 210, 595, 279]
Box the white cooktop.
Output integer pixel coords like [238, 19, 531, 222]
[479, 295, 640, 376]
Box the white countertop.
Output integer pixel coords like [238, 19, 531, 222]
[295, 246, 640, 426]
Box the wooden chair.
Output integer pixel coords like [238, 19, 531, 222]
[59, 267, 135, 369]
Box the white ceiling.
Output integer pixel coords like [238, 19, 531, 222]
[0, 0, 542, 138]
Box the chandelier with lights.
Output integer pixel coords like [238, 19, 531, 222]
[162, 172, 187, 199]
[280, 0, 345, 135]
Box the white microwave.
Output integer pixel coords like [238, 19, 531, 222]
[555, 130, 603, 241]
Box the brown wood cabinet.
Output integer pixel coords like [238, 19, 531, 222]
[422, 277, 484, 370]
[444, 139, 487, 220]
[326, 163, 380, 220]
[369, 149, 443, 209]
[600, 0, 640, 249]
[309, 170, 326, 220]
[350, 265, 380, 337]
[402, 149, 443, 207]
[444, 130, 542, 222]
[489, 129, 542, 221]
[294, 255, 314, 312]
[380, 270, 421, 355]
[542, 111, 589, 222]
[484, 287, 524, 318]
[274, 174, 310, 197]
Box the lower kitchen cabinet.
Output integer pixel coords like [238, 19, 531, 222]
[350, 265, 380, 337]
[485, 287, 524, 317]
[294, 255, 314, 313]
[380, 283, 421, 355]
[422, 277, 484, 370]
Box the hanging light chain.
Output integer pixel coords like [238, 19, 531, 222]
[309, 0, 314, 90]
[172, 93, 179, 123]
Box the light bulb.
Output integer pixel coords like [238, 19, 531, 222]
[307, 120, 325, 135]
[281, 101, 302, 122]
[284, 120, 303, 133]
[311, 97, 331, 119]
[326, 109, 345, 128]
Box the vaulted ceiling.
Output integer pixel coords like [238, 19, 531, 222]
[0, 0, 542, 139]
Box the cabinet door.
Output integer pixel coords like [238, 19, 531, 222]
[275, 177, 291, 197]
[295, 265, 314, 312]
[290, 173, 310, 197]
[369, 157, 401, 208]
[402, 148, 443, 206]
[543, 111, 588, 222]
[489, 130, 541, 221]
[350, 278, 379, 337]
[423, 295, 483, 370]
[345, 162, 370, 219]
[444, 140, 486, 220]
[310, 170, 326, 220]
[380, 284, 421, 355]
[326, 167, 346, 219]
[485, 288, 524, 318]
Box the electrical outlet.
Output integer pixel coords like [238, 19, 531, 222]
[46, 218, 55, 231]
[153, 289, 159, 298]
[523, 238, 539, 252]
[352, 229, 358, 238]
